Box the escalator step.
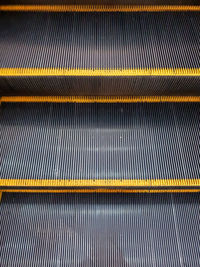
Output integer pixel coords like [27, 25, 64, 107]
[0, 11, 199, 96]
[1, 192, 199, 267]
[1, 102, 199, 190]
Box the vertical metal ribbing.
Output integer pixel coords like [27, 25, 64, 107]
[1, 193, 199, 266]
[171, 194, 184, 267]
[0, 12, 199, 96]
[1, 76, 200, 96]
[0, 12, 199, 70]
[1, 102, 199, 184]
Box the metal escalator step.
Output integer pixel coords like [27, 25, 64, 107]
[1, 102, 199, 191]
[0, 11, 199, 96]
[1, 192, 199, 266]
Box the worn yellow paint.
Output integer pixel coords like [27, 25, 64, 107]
[0, 192, 2, 202]
[0, 5, 200, 12]
[1, 96, 200, 103]
[1, 189, 200, 193]
[1, 179, 200, 187]
[0, 68, 199, 77]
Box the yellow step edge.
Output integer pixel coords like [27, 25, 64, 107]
[1, 179, 200, 187]
[1, 189, 200, 193]
[0, 5, 200, 12]
[1, 96, 200, 103]
[0, 68, 200, 77]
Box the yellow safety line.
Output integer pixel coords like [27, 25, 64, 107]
[1, 96, 200, 103]
[1, 179, 200, 187]
[0, 5, 200, 12]
[0, 68, 199, 77]
[1, 189, 200, 193]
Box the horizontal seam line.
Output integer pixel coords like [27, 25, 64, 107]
[0, 5, 200, 12]
[1, 189, 200, 193]
[0, 68, 200, 76]
[1, 179, 200, 187]
[1, 96, 200, 103]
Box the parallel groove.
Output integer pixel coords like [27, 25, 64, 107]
[1, 193, 199, 266]
[0, 11, 199, 96]
[2, 189, 200, 193]
[1, 102, 199, 189]
[1, 12, 199, 70]
[1, 76, 200, 97]
[1, 2, 199, 264]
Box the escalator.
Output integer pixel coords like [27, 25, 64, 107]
[0, 2, 199, 266]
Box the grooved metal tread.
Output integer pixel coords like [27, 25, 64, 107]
[1, 102, 199, 190]
[1, 192, 199, 267]
[1, 12, 199, 70]
[0, 11, 199, 96]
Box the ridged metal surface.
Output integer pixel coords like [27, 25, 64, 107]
[1, 192, 199, 267]
[1, 76, 200, 96]
[0, 12, 199, 69]
[1, 102, 199, 182]
[0, 11, 199, 96]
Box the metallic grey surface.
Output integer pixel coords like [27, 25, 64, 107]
[1, 102, 199, 182]
[0, 12, 199, 96]
[0, 12, 199, 69]
[1, 76, 200, 96]
[1, 193, 199, 267]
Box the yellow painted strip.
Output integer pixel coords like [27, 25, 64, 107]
[2, 189, 200, 193]
[0, 5, 200, 12]
[0, 68, 199, 77]
[0, 192, 2, 202]
[1, 179, 200, 187]
[1, 96, 200, 103]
